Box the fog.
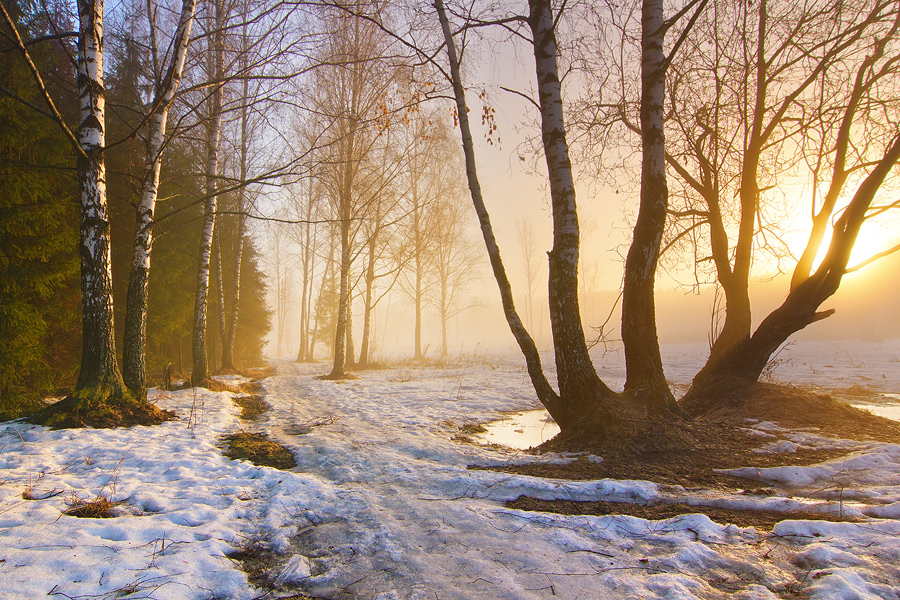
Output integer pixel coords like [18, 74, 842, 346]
[266, 230, 900, 361]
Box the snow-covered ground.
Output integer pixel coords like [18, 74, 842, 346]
[1, 341, 899, 599]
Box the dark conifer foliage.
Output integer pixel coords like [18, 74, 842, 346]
[0, 0, 80, 419]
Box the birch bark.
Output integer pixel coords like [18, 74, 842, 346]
[435, 0, 564, 423]
[526, 0, 615, 415]
[122, 0, 196, 397]
[191, 0, 225, 386]
[74, 0, 125, 395]
[620, 0, 680, 412]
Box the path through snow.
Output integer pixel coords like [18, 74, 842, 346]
[1, 343, 900, 599]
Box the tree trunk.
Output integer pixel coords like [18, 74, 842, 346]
[440, 277, 449, 357]
[528, 0, 616, 423]
[620, 0, 679, 413]
[328, 211, 352, 378]
[345, 293, 355, 367]
[692, 133, 900, 391]
[413, 249, 423, 360]
[436, 0, 564, 423]
[296, 188, 313, 363]
[73, 0, 127, 398]
[213, 236, 227, 369]
[359, 236, 376, 366]
[122, 0, 195, 398]
[191, 0, 224, 386]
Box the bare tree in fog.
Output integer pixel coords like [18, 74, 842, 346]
[267, 222, 294, 357]
[311, 0, 407, 378]
[517, 219, 541, 336]
[397, 112, 452, 361]
[428, 191, 483, 358]
[291, 175, 321, 363]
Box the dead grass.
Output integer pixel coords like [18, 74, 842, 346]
[682, 381, 900, 442]
[230, 395, 270, 421]
[222, 432, 296, 470]
[505, 496, 860, 530]
[63, 496, 122, 519]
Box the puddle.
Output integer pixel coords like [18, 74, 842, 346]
[852, 403, 900, 422]
[475, 409, 560, 450]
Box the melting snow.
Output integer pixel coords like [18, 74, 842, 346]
[0, 341, 898, 598]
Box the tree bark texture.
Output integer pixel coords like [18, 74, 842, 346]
[122, 0, 196, 398]
[621, 0, 679, 412]
[74, 0, 126, 396]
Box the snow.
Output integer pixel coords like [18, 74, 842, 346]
[1, 340, 899, 599]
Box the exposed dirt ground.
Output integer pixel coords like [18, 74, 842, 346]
[504, 497, 861, 530]
[487, 383, 900, 528]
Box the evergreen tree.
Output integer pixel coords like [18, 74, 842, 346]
[0, 0, 80, 419]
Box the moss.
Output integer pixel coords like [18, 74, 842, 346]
[28, 384, 175, 429]
[222, 432, 296, 470]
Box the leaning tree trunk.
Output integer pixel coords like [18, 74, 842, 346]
[620, 0, 680, 413]
[73, 0, 127, 398]
[435, 0, 565, 424]
[191, 1, 224, 386]
[693, 134, 900, 392]
[122, 0, 195, 399]
[527, 0, 616, 422]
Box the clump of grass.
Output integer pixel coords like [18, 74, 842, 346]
[231, 395, 270, 421]
[23, 486, 63, 500]
[461, 423, 488, 435]
[222, 432, 296, 470]
[64, 495, 122, 518]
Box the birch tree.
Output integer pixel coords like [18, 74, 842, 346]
[122, 0, 197, 398]
[0, 0, 173, 423]
[191, 0, 225, 385]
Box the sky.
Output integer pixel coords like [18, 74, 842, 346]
[262, 2, 900, 360]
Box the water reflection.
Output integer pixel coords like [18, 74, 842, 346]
[853, 402, 900, 421]
[476, 409, 560, 450]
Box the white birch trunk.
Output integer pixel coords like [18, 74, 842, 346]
[123, 0, 196, 396]
[74, 0, 125, 394]
[527, 0, 615, 413]
[435, 0, 563, 421]
[192, 0, 224, 385]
